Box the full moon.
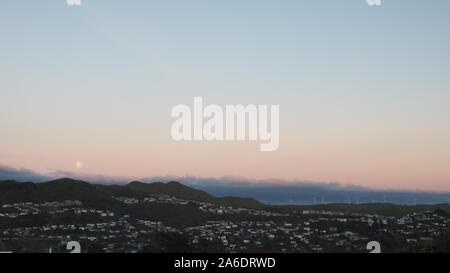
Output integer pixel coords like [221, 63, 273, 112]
[75, 161, 83, 169]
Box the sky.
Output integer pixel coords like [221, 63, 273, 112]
[1, 0, 450, 191]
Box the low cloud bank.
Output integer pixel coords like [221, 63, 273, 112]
[0, 165, 52, 182]
[141, 176, 450, 205]
[0, 164, 127, 184]
[141, 175, 370, 191]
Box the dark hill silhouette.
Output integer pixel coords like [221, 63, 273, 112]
[0, 178, 117, 209]
[1, 179, 448, 217]
[124, 181, 264, 208]
[124, 181, 215, 202]
[0, 178, 264, 209]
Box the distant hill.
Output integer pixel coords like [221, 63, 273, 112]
[2, 178, 447, 216]
[0, 178, 118, 209]
[124, 181, 214, 202]
[0, 178, 265, 209]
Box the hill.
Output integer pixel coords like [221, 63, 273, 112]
[0, 178, 264, 209]
[0, 178, 118, 209]
[124, 181, 214, 202]
[1, 178, 440, 215]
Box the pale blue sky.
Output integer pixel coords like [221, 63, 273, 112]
[1, 0, 450, 190]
